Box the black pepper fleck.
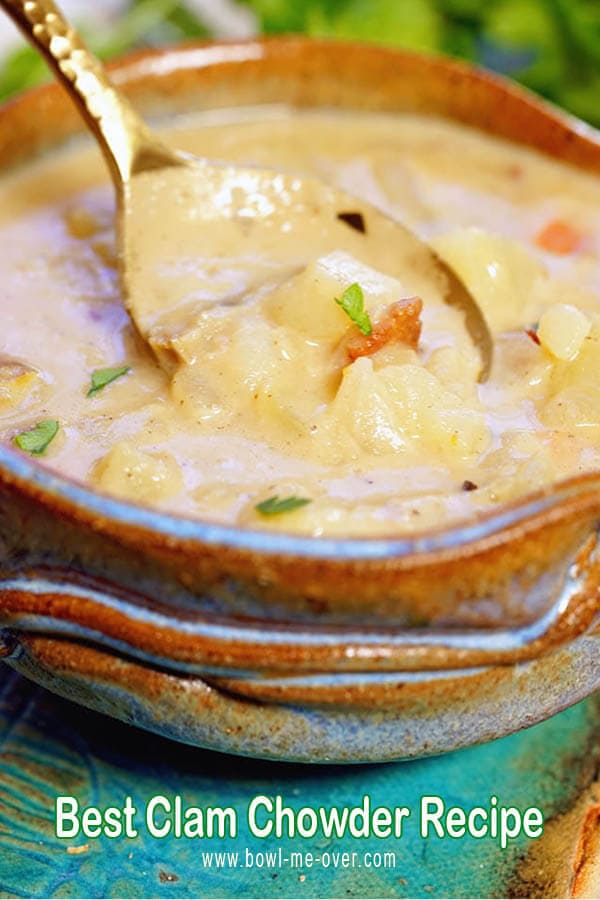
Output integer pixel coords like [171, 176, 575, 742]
[336, 210, 366, 234]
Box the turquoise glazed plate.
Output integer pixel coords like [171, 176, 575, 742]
[1, 671, 600, 898]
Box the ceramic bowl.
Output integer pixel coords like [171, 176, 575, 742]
[1, 38, 600, 763]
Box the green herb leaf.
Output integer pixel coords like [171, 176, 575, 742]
[87, 365, 130, 397]
[14, 419, 59, 456]
[255, 495, 312, 516]
[335, 283, 372, 335]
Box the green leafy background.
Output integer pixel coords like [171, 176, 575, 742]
[1, 0, 599, 126]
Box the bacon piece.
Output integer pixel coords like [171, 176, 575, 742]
[346, 297, 423, 361]
[535, 219, 583, 255]
[525, 328, 540, 346]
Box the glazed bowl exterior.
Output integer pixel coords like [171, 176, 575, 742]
[1, 38, 600, 762]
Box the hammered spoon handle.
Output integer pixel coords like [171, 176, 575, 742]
[1, 0, 182, 183]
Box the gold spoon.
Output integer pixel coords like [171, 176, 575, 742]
[2, 0, 493, 379]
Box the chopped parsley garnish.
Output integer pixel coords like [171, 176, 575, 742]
[255, 495, 312, 517]
[335, 283, 372, 335]
[14, 419, 59, 455]
[87, 365, 130, 397]
[337, 211, 366, 234]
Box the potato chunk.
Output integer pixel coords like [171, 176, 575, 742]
[94, 442, 183, 503]
[331, 357, 410, 455]
[541, 317, 600, 429]
[324, 357, 489, 460]
[434, 227, 546, 332]
[537, 303, 591, 361]
[0, 360, 39, 411]
[265, 251, 408, 342]
[381, 363, 490, 458]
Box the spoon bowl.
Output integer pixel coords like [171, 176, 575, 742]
[124, 158, 493, 372]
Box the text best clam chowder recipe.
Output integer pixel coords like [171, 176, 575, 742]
[56, 793, 544, 850]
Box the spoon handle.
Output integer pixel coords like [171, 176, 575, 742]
[0, 0, 180, 183]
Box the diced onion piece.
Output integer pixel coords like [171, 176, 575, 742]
[537, 304, 591, 361]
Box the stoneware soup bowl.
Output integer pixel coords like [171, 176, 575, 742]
[1, 38, 600, 763]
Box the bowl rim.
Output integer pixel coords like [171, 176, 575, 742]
[1, 35, 600, 561]
[3, 442, 600, 559]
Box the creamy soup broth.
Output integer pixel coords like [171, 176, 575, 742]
[1, 108, 600, 536]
